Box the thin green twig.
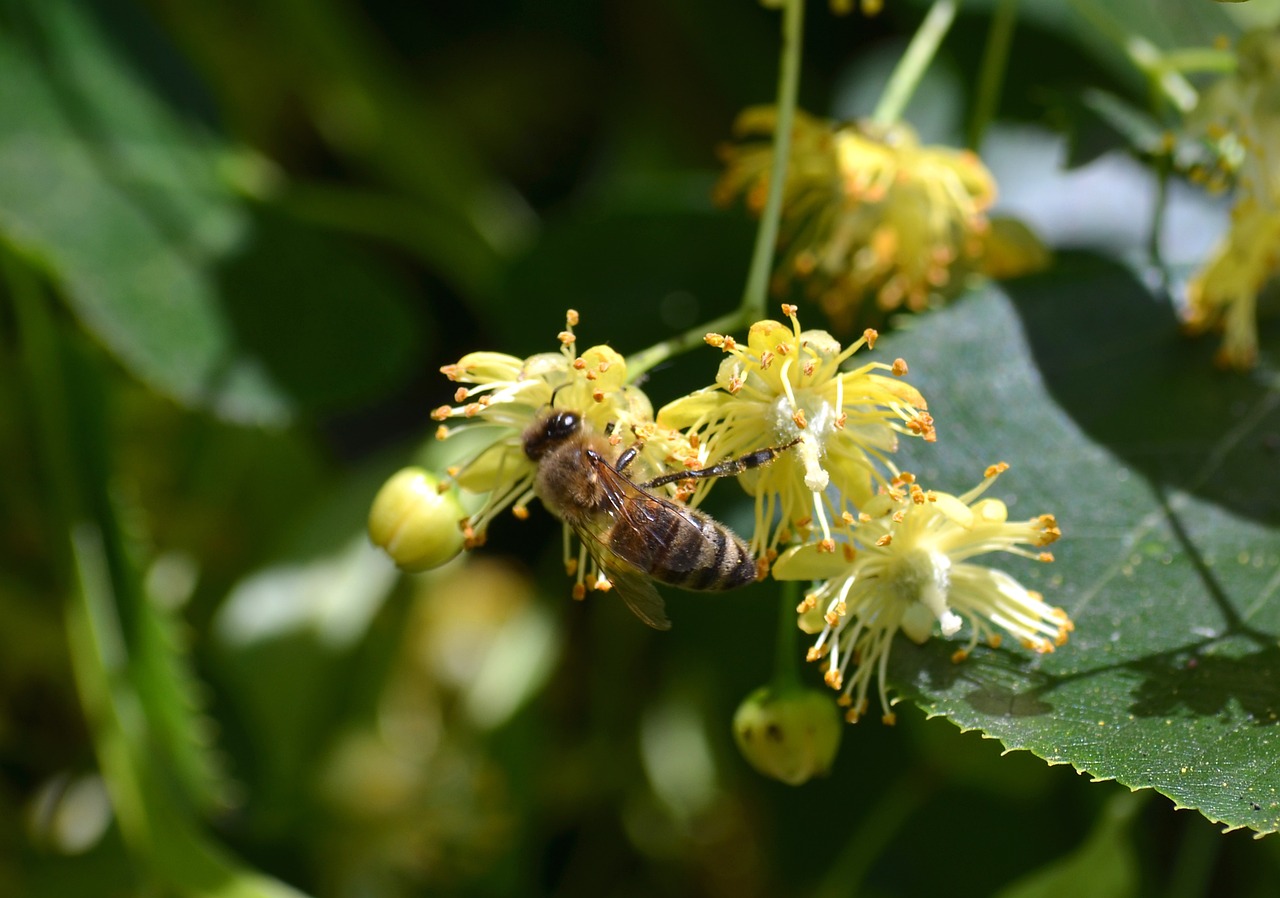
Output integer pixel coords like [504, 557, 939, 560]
[625, 308, 747, 380]
[772, 580, 802, 689]
[627, 0, 806, 379]
[1160, 47, 1236, 76]
[812, 768, 935, 898]
[740, 0, 805, 322]
[873, 0, 958, 128]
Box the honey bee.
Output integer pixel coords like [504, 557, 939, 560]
[522, 408, 796, 629]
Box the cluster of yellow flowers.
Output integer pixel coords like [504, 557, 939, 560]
[372, 299, 1070, 725]
[371, 33, 1076, 730]
[714, 107, 1047, 331]
[364, 0, 1280, 791]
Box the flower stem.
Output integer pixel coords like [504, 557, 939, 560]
[1159, 47, 1236, 77]
[967, 0, 1018, 151]
[625, 307, 747, 380]
[812, 767, 935, 898]
[872, 0, 958, 128]
[627, 0, 806, 380]
[772, 580, 802, 689]
[739, 0, 806, 322]
[1148, 150, 1171, 284]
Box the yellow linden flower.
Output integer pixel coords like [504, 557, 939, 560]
[429, 311, 682, 551]
[772, 465, 1068, 725]
[1184, 28, 1280, 370]
[1185, 200, 1278, 369]
[715, 107, 1010, 330]
[657, 304, 933, 564]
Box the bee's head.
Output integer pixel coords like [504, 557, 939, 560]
[523, 409, 582, 460]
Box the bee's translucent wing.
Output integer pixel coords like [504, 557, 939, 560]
[600, 561, 671, 631]
[568, 509, 672, 630]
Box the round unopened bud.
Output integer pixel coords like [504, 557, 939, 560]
[732, 685, 842, 785]
[368, 468, 465, 572]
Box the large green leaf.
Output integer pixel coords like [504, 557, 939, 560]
[880, 253, 1280, 835]
[0, 1, 420, 425]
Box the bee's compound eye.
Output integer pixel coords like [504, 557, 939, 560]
[525, 409, 582, 460]
[550, 411, 579, 438]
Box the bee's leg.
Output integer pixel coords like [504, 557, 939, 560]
[615, 442, 643, 474]
[614, 424, 647, 474]
[641, 439, 801, 489]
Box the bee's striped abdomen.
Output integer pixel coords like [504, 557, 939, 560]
[608, 502, 756, 592]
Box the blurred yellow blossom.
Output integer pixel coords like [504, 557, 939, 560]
[715, 107, 1039, 330]
[773, 465, 1067, 724]
[315, 558, 542, 888]
[658, 305, 932, 565]
[1185, 28, 1280, 369]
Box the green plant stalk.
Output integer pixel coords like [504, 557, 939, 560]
[5, 249, 78, 537]
[812, 768, 935, 898]
[740, 0, 805, 322]
[1160, 47, 1236, 76]
[1148, 151, 1171, 277]
[65, 524, 157, 858]
[772, 580, 802, 689]
[873, 0, 958, 128]
[628, 0, 805, 379]
[625, 308, 748, 381]
[967, 0, 1018, 150]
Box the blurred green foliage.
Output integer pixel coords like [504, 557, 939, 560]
[3, 1, 1280, 897]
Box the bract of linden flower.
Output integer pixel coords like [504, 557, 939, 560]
[1183, 28, 1280, 370]
[657, 304, 934, 568]
[772, 464, 1068, 725]
[715, 107, 1040, 331]
[431, 311, 685, 568]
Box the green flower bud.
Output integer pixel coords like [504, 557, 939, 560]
[732, 685, 842, 786]
[368, 467, 465, 572]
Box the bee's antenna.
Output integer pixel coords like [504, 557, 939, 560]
[549, 383, 567, 409]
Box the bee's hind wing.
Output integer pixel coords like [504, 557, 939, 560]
[600, 562, 671, 631]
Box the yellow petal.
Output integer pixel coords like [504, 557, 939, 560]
[772, 542, 852, 581]
[971, 498, 1009, 525]
[454, 443, 531, 493]
[451, 351, 523, 381]
[657, 388, 729, 428]
[747, 319, 791, 359]
[579, 344, 628, 392]
[929, 492, 975, 528]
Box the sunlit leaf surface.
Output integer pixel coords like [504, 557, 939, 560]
[884, 255, 1280, 834]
